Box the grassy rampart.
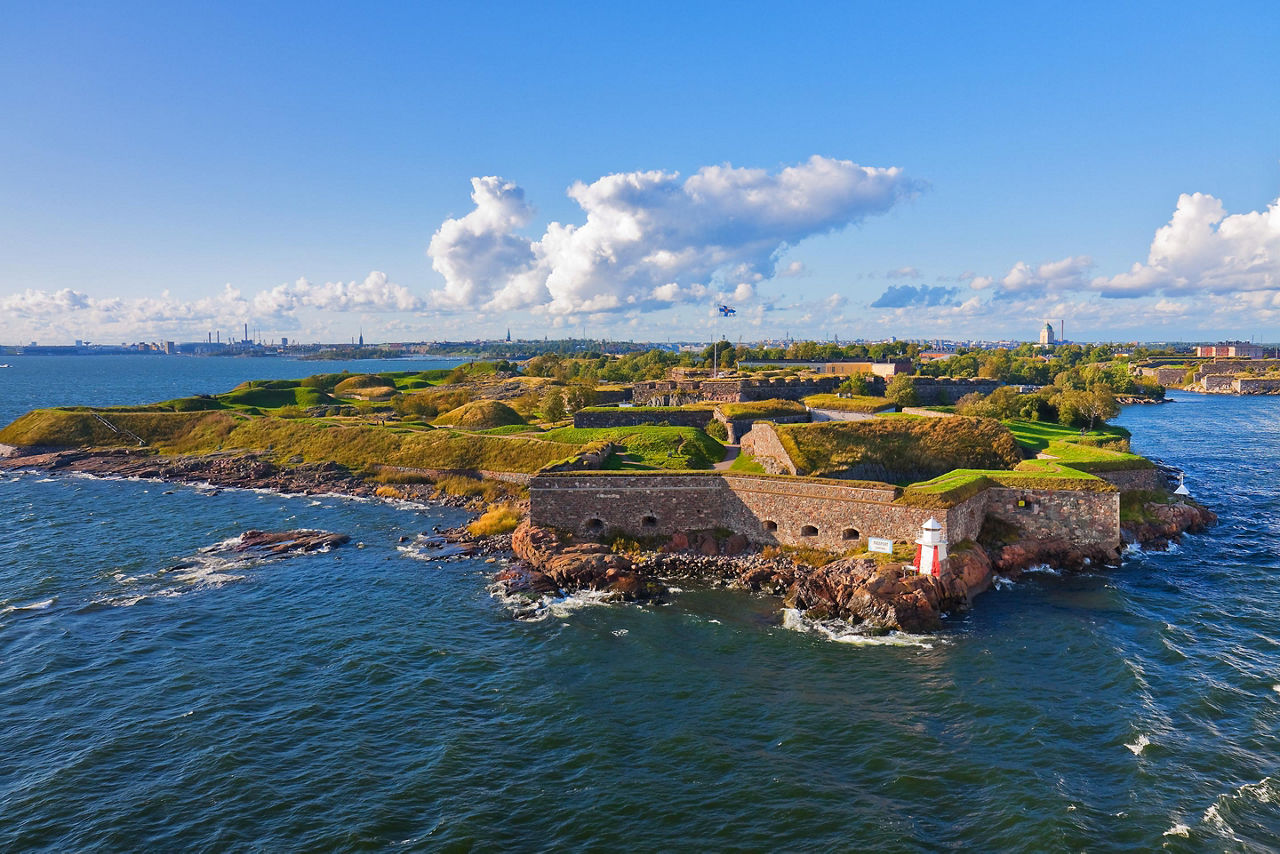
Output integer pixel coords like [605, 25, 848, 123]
[801, 394, 895, 413]
[774, 416, 1023, 480]
[0, 408, 572, 474]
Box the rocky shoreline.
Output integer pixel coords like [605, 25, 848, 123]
[2, 444, 1218, 635]
[0, 446, 482, 509]
[498, 495, 1216, 633]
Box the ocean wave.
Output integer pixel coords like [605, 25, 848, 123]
[1199, 775, 1280, 844]
[779, 609, 939, 648]
[1022, 564, 1061, 576]
[490, 586, 622, 622]
[11, 597, 57, 611]
[1125, 733, 1151, 755]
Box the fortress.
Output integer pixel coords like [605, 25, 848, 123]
[529, 470, 1122, 555]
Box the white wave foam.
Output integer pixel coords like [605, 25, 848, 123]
[992, 575, 1015, 590]
[1273, 685, 1280, 694]
[780, 609, 939, 648]
[491, 587, 620, 622]
[1200, 775, 1280, 842]
[1022, 564, 1061, 576]
[1125, 734, 1151, 755]
[13, 597, 56, 611]
[611, 629, 628, 637]
[1163, 822, 1190, 838]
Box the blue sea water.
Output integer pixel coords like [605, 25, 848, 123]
[1, 357, 1278, 851]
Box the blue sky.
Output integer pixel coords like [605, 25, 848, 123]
[2, 1, 1278, 344]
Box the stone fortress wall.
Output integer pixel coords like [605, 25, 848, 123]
[632, 376, 844, 406]
[529, 472, 1120, 554]
[1234, 377, 1280, 394]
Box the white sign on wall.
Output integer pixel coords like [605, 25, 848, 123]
[867, 537, 894, 554]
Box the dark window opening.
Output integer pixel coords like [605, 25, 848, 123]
[842, 528, 859, 541]
[641, 515, 658, 528]
[764, 520, 778, 532]
[801, 525, 818, 537]
[586, 518, 605, 532]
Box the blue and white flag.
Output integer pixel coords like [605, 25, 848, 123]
[718, 304, 736, 317]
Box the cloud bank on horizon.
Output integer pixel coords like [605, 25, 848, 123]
[3, 159, 1280, 343]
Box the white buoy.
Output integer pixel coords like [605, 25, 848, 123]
[1174, 473, 1191, 496]
[914, 518, 948, 577]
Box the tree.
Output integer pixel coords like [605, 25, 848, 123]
[564, 383, 597, 413]
[885, 374, 919, 407]
[1085, 383, 1119, 430]
[838, 373, 870, 396]
[541, 389, 566, 422]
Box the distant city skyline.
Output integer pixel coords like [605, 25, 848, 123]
[2, 2, 1278, 345]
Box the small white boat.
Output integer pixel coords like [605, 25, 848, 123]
[0, 364, 10, 368]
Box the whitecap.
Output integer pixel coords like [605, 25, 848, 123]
[1125, 734, 1151, 755]
[611, 629, 628, 637]
[1162, 823, 1190, 838]
[1273, 685, 1280, 694]
[13, 597, 56, 611]
[492, 587, 620, 622]
[1022, 564, 1061, 576]
[992, 575, 1015, 590]
[780, 608, 939, 648]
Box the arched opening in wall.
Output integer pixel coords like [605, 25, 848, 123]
[764, 520, 778, 532]
[641, 515, 658, 528]
[800, 525, 818, 537]
[586, 518, 605, 533]
[842, 528, 859, 541]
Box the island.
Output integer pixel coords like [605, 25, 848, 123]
[0, 351, 1215, 635]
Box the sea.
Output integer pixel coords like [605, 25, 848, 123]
[1, 355, 1278, 852]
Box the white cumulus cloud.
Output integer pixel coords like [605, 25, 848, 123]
[253, 271, 423, 315]
[971, 255, 1094, 295]
[426, 155, 917, 314]
[1095, 192, 1280, 298]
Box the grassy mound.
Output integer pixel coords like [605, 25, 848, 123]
[333, 375, 398, 400]
[218, 385, 335, 409]
[775, 416, 1023, 481]
[802, 394, 896, 413]
[542, 425, 724, 470]
[718, 399, 808, 419]
[1002, 419, 1131, 453]
[0, 408, 570, 473]
[433, 400, 526, 429]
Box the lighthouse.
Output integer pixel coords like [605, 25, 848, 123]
[913, 518, 948, 577]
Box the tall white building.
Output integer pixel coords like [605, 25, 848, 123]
[1038, 322, 1056, 345]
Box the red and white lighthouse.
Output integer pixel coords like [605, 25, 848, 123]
[913, 518, 948, 577]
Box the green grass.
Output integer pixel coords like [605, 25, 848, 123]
[717, 399, 808, 419]
[1001, 419, 1132, 453]
[801, 394, 895, 413]
[0, 408, 573, 473]
[898, 466, 1116, 508]
[728, 452, 767, 474]
[541, 425, 724, 469]
[774, 416, 1024, 480]
[432, 400, 525, 429]
[1032, 440, 1153, 472]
